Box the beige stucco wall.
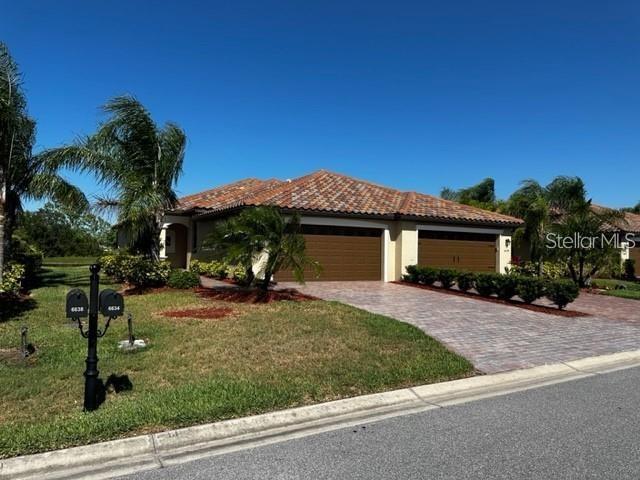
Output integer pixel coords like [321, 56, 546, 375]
[496, 234, 512, 273]
[166, 214, 514, 281]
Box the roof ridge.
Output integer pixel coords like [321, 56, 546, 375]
[316, 169, 405, 194]
[399, 191, 416, 213]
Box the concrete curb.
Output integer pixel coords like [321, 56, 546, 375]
[3, 349, 640, 480]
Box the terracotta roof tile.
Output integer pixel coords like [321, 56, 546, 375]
[177, 169, 523, 226]
[175, 178, 283, 212]
[624, 212, 640, 234]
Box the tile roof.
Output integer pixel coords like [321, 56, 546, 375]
[175, 178, 284, 212]
[176, 170, 523, 226]
[624, 212, 640, 234]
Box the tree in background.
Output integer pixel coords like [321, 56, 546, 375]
[15, 202, 114, 258]
[205, 207, 320, 290]
[440, 178, 502, 211]
[547, 203, 625, 287]
[41, 96, 186, 260]
[0, 43, 87, 283]
[622, 202, 640, 214]
[505, 176, 625, 285]
[504, 177, 586, 275]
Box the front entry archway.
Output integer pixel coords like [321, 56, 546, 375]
[165, 224, 188, 268]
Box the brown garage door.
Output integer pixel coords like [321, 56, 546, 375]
[418, 231, 496, 272]
[277, 225, 382, 281]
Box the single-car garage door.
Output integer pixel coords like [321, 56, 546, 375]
[418, 230, 496, 272]
[277, 225, 382, 281]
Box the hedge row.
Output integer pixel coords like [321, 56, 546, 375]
[189, 259, 246, 282]
[99, 252, 198, 290]
[404, 265, 580, 310]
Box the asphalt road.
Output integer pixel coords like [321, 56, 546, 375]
[118, 367, 640, 480]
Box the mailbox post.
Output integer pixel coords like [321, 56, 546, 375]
[66, 264, 124, 412]
[84, 264, 101, 412]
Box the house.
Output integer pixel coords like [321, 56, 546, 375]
[159, 170, 524, 281]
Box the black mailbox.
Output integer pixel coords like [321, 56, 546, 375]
[66, 289, 89, 318]
[99, 289, 124, 317]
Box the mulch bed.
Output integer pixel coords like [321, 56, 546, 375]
[393, 281, 590, 318]
[195, 287, 317, 304]
[161, 307, 234, 319]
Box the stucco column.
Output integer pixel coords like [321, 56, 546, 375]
[159, 226, 168, 260]
[394, 223, 418, 281]
[496, 234, 512, 273]
[621, 241, 630, 264]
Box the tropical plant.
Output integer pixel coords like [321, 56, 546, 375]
[504, 176, 590, 276]
[204, 206, 320, 290]
[440, 178, 501, 211]
[41, 95, 186, 259]
[0, 43, 87, 283]
[547, 203, 625, 287]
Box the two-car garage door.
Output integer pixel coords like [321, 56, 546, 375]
[277, 225, 383, 281]
[418, 230, 497, 272]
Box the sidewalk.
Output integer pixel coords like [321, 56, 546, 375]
[3, 350, 640, 480]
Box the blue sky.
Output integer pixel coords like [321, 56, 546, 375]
[3, 0, 639, 210]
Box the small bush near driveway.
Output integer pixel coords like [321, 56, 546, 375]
[545, 280, 580, 310]
[437, 269, 458, 289]
[475, 273, 498, 297]
[456, 272, 476, 292]
[516, 277, 546, 304]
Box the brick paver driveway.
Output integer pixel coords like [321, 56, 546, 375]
[283, 281, 640, 373]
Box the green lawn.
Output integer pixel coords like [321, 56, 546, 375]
[592, 278, 640, 300]
[42, 256, 100, 267]
[0, 266, 472, 458]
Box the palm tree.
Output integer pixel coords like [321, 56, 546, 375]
[205, 207, 320, 290]
[42, 96, 186, 259]
[440, 178, 501, 211]
[504, 177, 587, 275]
[0, 43, 87, 283]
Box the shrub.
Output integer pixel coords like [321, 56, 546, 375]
[403, 265, 420, 283]
[437, 269, 458, 289]
[624, 259, 636, 281]
[228, 265, 247, 283]
[516, 277, 545, 304]
[167, 269, 200, 289]
[189, 259, 228, 279]
[545, 279, 580, 310]
[9, 236, 43, 286]
[475, 273, 498, 296]
[99, 252, 171, 288]
[494, 274, 518, 300]
[509, 260, 567, 279]
[418, 267, 439, 286]
[0, 264, 26, 296]
[456, 272, 476, 292]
